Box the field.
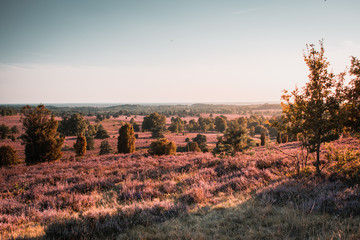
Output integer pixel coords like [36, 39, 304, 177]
[1, 115, 360, 239]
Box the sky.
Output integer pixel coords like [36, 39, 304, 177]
[0, 0, 360, 104]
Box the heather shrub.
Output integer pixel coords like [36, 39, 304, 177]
[148, 138, 177, 156]
[0, 145, 18, 166]
[99, 140, 112, 155]
[187, 142, 201, 152]
[22, 105, 64, 164]
[326, 145, 360, 184]
[74, 134, 87, 156]
[117, 123, 136, 154]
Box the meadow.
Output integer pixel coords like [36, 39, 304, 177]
[1, 113, 360, 239]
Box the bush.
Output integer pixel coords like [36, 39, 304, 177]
[85, 134, 95, 150]
[192, 134, 208, 152]
[22, 105, 64, 164]
[0, 145, 18, 167]
[148, 138, 177, 156]
[99, 140, 112, 155]
[0, 124, 10, 139]
[58, 113, 88, 136]
[117, 123, 136, 154]
[261, 133, 266, 146]
[74, 134, 87, 156]
[95, 125, 110, 139]
[187, 142, 201, 152]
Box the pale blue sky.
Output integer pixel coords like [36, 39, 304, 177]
[1, 0, 360, 104]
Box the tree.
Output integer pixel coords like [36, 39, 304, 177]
[168, 117, 184, 133]
[99, 140, 112, 155]
[192, 134, 208, 152]
[74, 134, 87, 156]
[58, 113, 88, 136]
[0, 145, 18, 166]
[215, 116, 227, 133]
[281, 41, 343, 176]
[85, 134, 95, 150]
[130, 118, 140, 132]
[21, 105, 64, 164]
[213, 121, 253, 156]
[344, 56, 360, 133]
[117, 123, 136, 154]
[142, 112, 166, 132]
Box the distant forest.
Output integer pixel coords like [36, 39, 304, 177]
[0, 103, 282, 117]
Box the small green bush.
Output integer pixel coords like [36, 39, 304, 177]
[0, 145, 18, 166]
[187, 142, 201, 152]
[117, 123, 135, 154]
[99, 140, 112, 155]
[148, 138, 176, 156]
[74, 134, 87, 156]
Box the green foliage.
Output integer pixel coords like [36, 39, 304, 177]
[85, 134, 95, 150]
[0, 124, 10, 139]
[10, 125, 19, 134]
[0, 145, 18, 166]
[344, 56, 360, 133]
[130, 118, 140, 132]
[215, 116, 227, 133]
[99, 140, 112, 155]
[142, 112, 166, 132]
[74, 134, 87, 156]
[192, 134, 208, 152]
[326, 145, 360, 184]
[213, 121, 254, 156]
[86, 124, 97, 136]
[148, 138, 177, 156]
[168, 117, 184, 133]
[117, 123, 136, 154]
[21, 105, 64, 164]
[260, 132, 266, 146]
[186, 142, 201, 152]
[277, 132, 282, 144]
[281, 41, 344, 176]
[94, 124, 110, 139]
[58, 113, 88, 136]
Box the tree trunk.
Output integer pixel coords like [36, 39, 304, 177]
[315, 143, 321, 176]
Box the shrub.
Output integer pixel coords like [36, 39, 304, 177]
[117, 123, 136, 154]
[192, 134, 208, 152]
[142, 112, 166, 132]
[85, 134, 95, 150]
[187, 142, 201, 152]
[0, 145, 18, 166]
[58, 113, 88, 136]
[0, 124, 10, 139]
[95, 125, 110, 139]
[99, 140, 112, 155]
[22, 105, 64, 164]
[261, 133, 266, 146]
[74, 134, 87, 156]
[148, 138, 177, 156]
[10, 125, 19, 134]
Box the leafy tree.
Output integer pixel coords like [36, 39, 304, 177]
[186, 119, 199, 132]
[281, 41, 344, 176]
[0, 124, 10, 139]
[192, 134, 208, 152]
[213, 121, 254, 156]
[142, 112, 166, 132]
[21, 105, 64, 164]
[94, 124, 110, 139]
[344, 56, 360, 133]
[99, 140, 112, 155]
[148, 138, 176, 156]
[215, 116, 227, 133]
[58, 113, 88, 136]
[168, 117, 184, 133]
[86, 124, 97, 136]
[74, 134, 87, 156]
[117, 123, 136, 153]
[0, 145, 18, 166]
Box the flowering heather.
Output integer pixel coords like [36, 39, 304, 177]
[0, 137, 359, 238]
